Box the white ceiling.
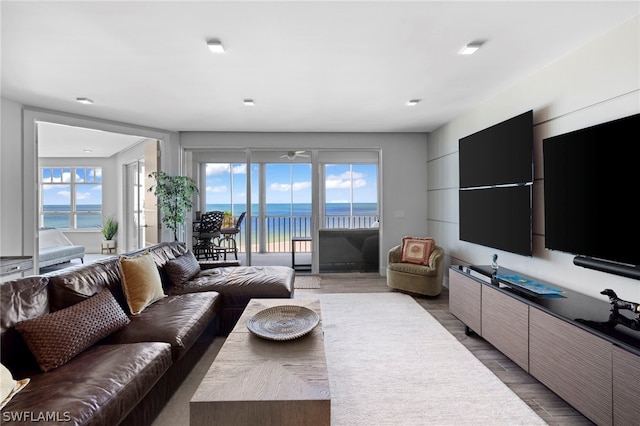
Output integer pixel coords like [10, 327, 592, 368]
[2, 1, 638, 155]
[36, 122, 148, 158]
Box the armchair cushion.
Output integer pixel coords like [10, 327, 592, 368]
[401, 237, 434, 265]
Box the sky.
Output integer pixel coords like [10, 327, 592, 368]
[41, 167, 103, 206]
[205, 163, 378, 205]
[41, 163, 378, 208]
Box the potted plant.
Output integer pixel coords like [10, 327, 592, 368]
[101, 216, 118, 252]
[148, 171, 199, 241]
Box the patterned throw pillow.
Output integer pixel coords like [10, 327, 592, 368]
[164, 251, 201, 286]
[119, 252, 167, 315]
[15, 290, 130, 372]
[401, 237, 435, 265]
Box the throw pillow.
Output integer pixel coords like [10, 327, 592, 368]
[401, 237, 435, 265]
[15, 290, 130, 372]
[0, 363, 29, 410]
[119, 252, 166, 315]
[164, 250, 201, 286]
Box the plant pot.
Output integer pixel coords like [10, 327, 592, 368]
[101, 239, 117, 254]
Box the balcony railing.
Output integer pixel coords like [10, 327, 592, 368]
[222, 214, 377, 253]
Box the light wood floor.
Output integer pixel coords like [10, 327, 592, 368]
[296, 273, 594, 426]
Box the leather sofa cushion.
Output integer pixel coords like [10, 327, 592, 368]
[126, 241, 188, 288]
[46, 242, 188, 313]
[0, 342, 172, 425]
[169, 266, 294, 309]
[15, 290, 130, 372]
[47, 257, 126, 312]
[103, 292, 220, 361]
[164, 251, 201, 286]
[0, 276, 50, 376]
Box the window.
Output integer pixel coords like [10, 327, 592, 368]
[40, 167, 102, 229]
[324, 163, 378, 228]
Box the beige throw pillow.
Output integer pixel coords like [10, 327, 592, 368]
[119, 252, 166, 315]
[0, 363, 29, 410]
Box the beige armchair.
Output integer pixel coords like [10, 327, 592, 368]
[386, 244, 444, 296]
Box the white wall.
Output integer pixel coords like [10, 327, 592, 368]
[428, 16, 640, 302]
[181, 132, 429, 273]
[0, 98, 24, 256]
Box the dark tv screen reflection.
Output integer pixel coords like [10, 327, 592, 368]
[543, 113, 640, 266]
[459, 185, 532, 257]
[459, 110, 533, 188]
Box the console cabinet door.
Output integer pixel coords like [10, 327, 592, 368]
[613, 345, 640, 425]
[481, 285, 529, 371]
[530, 307, 612, 425]
[449, 269, 482, 335]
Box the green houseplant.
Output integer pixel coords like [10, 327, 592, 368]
[148, 171, 199, 241]
[101, 216, 119, 241]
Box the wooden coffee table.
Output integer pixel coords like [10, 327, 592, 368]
[190, 298, 330, 426]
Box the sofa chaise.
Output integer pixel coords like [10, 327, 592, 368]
[1, 241, 294, 425]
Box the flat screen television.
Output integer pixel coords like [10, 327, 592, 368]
[459, 185, 532, 256]
[458, 110, 534, 256]
[543, 113, 640, 269]
[459, 110, 533, 188]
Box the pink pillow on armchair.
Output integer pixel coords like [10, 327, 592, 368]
[401, 237, 435, 265]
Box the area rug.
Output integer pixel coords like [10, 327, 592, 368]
[294, 275, 322, 289]
[318, 293, 546, 425]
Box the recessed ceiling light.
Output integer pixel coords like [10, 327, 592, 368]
[207, 39, 225, 53]
[76, 97, 94, 105]
[459, 41, 484, 55]
[407, 99, 421, 106]
[243, 99, 255, 106]
[83, 149, 93, 153]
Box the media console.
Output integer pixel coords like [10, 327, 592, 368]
[449, 265, 639, 426]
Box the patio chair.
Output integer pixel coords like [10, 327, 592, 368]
[193, 211, 224, 260]
[218, 212, 245, 260]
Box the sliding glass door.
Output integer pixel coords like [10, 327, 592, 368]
[192, 149, 379, 271]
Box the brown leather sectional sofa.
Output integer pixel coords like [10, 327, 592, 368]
[1, 242, 294, 425]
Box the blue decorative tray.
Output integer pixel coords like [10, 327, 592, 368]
[496, 274, 564, 296]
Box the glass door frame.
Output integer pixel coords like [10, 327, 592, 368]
[186, 148, 380, 275]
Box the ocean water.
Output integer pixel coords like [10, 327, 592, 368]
[205, 203, 378, 233]
[204, 202, 378, 216]
[41, 203, 378, 236]
[42, 204, 102, 229]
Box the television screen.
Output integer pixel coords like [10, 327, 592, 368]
[543, 113, 640, 267]
[459, 110, 533, 188]
[459, 185, 532, 256]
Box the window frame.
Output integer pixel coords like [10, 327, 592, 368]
[322, 162, 379, 229]
[39, 166, 103, 230]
